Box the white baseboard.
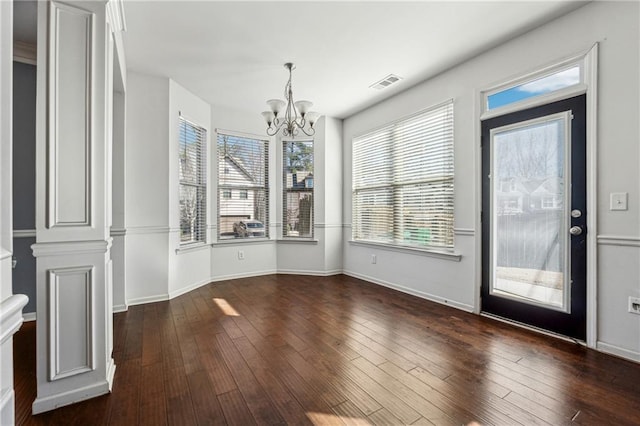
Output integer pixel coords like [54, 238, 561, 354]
[23, 311, 36, 322]
[112, 304, 128, 313]
[343, 269, 474, 313]
[276, 269, 343, 276]
[106, 358, 116, 391]
[126, 293, 169, 307]
[32, 378, 112, 414]
[168, 278, 213, 300]
[209, 269, 278, 283]
[597, 341, 640, 363]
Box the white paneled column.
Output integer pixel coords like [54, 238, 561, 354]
[31, 0, 115, 413]
[0, 1, 29, 424]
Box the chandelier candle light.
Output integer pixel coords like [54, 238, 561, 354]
[262, 63, 320, 137]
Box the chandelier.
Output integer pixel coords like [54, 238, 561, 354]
[262, 63, 320, 137]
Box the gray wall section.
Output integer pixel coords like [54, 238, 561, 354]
[13, 61, 36, 314]
[13, 61, 36, 229]
[13, 237, 36, 313]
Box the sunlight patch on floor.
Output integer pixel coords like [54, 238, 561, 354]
[306, 412, 370, 425]
[213, 298, 240, 316]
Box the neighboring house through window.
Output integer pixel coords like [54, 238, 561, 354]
[217, 132, 269, 239]
[179, 116, 207, 244]
[352, 100, 454, 250]
[282, 140, 314, 238]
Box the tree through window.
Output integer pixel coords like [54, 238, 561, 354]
[283, 140, 314, 238]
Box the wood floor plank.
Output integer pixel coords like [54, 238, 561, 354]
[291, 347, 381, 415]
[232, 336, 313, 425]
[138, 363, 167, 426]
[141, 304, 163, 366]
[13, 274, 640, 425]
[193, 331, 238, 396]
[186, 371, 226, 426]
[217, 390, 256, 426]
[333, 357, 421, 424]
[367, 408, 404, 425]
[107, 358, 141, 425]
[350, 356, 453, 423]
[331, 401, 372, 426]
[215, 332, 285, 424]
[163, 366, 197, 426]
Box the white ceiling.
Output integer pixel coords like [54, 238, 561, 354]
[16, 1, 590, 120]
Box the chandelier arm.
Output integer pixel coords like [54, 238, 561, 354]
[267, 118, 286, 136]
[298, 126, 315, 137]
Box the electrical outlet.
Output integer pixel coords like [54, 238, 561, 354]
[238, 250, 245, 260]
[629, 296, 640, 315]
[371, 254, 377, 264]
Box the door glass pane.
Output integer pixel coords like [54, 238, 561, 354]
[491, 115, 567, 310]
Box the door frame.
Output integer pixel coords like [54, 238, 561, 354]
[474, 44, 599, 348]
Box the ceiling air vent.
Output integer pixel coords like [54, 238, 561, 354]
[370, 74, 403, 90]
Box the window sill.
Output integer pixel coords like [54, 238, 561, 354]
[348, 240, 462, 262]
[212, 238, 274, 247]
[277, 238, 318, 245]
[175, 242, 209, 255]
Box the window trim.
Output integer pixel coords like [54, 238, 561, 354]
[348, 239, 461, 262]
[481, 49, 591, 120]
[216, 129, 270, 242]
[178, 115, 207, 246]
[282, 138, 314, 239]
[351, 99, 455, 252]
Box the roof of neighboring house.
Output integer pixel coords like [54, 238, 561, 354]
[222, 154, 255, 182]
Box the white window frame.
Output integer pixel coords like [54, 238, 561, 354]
[216, 129, 270, 241]
[481, 51, 591, 120]
[351, 100, 455, 253]
[178, 115, 207, 246]
[282, 139, 314, 239]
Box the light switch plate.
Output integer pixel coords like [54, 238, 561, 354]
[610, 192, 628, 211]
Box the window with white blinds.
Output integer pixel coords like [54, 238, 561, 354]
[352, 100, 454, 250]
[283, 140, 314, 238]
[217, 132, 269, 240]
[179, 116, 207, 245]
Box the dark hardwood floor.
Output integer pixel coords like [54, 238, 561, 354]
[13, 274, 640, 425]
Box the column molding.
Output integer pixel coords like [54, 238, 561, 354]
[32, 0, 115, 414]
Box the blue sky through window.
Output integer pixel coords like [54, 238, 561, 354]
[488, 66, 580, 110]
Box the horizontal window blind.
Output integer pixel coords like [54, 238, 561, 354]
[283, 140, 314, 238]
[179, 116, 207, 244]
[217, 132, 269, 239]
[353, 100, 454, 249]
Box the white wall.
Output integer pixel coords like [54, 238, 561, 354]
[209, 103, 279, 280]
[322, 117, 344, 273]
[342, 1, 640, 359]
[125, 73, 345, 296]
[125, 72, 170, 303]
[276, 116, 344, 276]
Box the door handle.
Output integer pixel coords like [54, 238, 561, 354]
[569, 226, 583, 236]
